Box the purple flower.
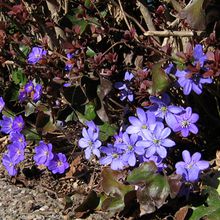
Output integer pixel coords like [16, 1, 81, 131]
[10, 132, 27, 148]
[165, 63, 174, 74]
[124, 71, 134, 81]
[2, 153, 18, 176]
[0, 97, 5, 112]
[116, 133, 145, 167]
[19, 82, 42, 102]
[12, 115, 25, 132]
[175, 150, 209, 182]
[18, 90, 27, 102]
[65, 53, 74, 71]
[48, 153, 69, 174]
[7, 142, 25, 164]
[193, 44, 207, 67]
[115, 83, 134, 102]
[172, 107, 199, 137]
[126, 108, 159, 136]
[115, 71, 134, 102]
[86, 120, 99, 133]
[28, 47, 47, 64]
[0, 115, 13, 134]
[136, 123, 175, 158]
[175, 70, 212, 95]
[24, 81, 34, 93]
[78, 125, 102, 160]
[149, 93, 183, 129]
[12, 115, 24, 133]
[32, 84, 42, 102]
[34, 141, 54, 166]
[114, 130, 123, 144]
[99, 144, 125, 170]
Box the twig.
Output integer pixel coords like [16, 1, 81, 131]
[136, 0, 160, 43]
[144, 30, 204, 37]
[102, 41, 124, 56]
[111, 0, 147, 33]
[117, 0, 131, 30]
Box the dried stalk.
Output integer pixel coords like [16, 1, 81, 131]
[144, 30, 203, 37]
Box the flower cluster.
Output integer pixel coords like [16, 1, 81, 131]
[0, 115, 24, 134]
[175, 150, 209, 182]
[148, 94, 199, 137]
[78, 89, 202, 173]
[99, 107, 176, 170]
[28, 47, 47, 64]
[19, 81, 42, 102]
[1, 114, 26, 176]
[34, 141, 69, 174]
[174, 44, 212, 95]
[115, 71, 134, 102]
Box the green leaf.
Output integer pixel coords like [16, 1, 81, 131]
[66, 15, 88, 34]
[99, 122, 117, 142]
[190, 187, 220, 220]
[101, 195, 125, 212]
[2, 109, 14, 117]
[65, 111, 77, 122]
[19, 45, 30, 56]
[101, 168, 133, 212]
[127, 162, 170, 216]
[23, 128, 41, 141]
[12, 68, 27, 86]
[84, 103, 96, 120]
[150, 60, 170, 95]
[101, 167, 133, 197]
[84, 0, 91, 8]
[86, 47, 96, 57]
[4, 84, 19, 101]
[137, 174, 170, 215]
[127, 162, 158, 184]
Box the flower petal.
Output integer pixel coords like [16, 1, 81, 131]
[162, 138, 175, 147]
[182, 150, 191, 163]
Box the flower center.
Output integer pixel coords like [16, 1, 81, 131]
[44, 151, 49, 156]
[153, 139, 160, 145]
[128, 145, 133, 150]
[112, 153, 118, 158]
[57, 161, 63, 167]
[88, 141, 93, 147]
[186, 162, 194, 169]
[142, 125, 147, 129]
[181, 120, 190, 128]
[18, 122, 23, 128]
[160, 106, 167, 113]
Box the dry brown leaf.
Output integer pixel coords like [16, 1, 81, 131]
[65, 155, 83, 178]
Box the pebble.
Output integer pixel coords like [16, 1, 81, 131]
[0, 179, 65, 220]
